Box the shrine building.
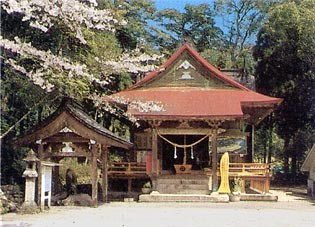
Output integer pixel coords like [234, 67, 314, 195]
[15, 43, 283, 206]
[109, 43, 282, 195]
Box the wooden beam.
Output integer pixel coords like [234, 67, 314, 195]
[101, 146, 108, 203]
[157, 128, 211, 135]
[157, 128, 247, 137]
[46, 151, 90, 158]
[43, 136, 90, 143]
[91, 142, 98, 207]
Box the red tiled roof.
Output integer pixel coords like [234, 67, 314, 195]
[109, 43, 282, 120]
[112, 87, 282, 119]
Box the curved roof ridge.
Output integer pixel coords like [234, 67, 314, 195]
[129, 43, 250, 91]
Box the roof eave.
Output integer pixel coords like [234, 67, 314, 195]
[131, 114, 245, 121]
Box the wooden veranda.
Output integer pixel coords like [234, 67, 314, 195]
[107, 161, 271, 193]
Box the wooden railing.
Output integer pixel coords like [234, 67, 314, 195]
[228, 163, 271, 193]
[205, 163, 272, 193]
[228, 163, 271, 176]
[107, 162, 271, 193]
[108, 162, 147, 175]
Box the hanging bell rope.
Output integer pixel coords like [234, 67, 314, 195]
[156, 129, 213, 149]
[174, 146, 177, 159]
[191, 146, 194, 159]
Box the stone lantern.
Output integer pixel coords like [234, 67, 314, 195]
[21, 149, 39, 209]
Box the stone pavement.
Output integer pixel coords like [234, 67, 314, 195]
[1, 187, 314, 227]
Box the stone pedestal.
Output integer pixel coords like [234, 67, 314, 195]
[21, 149, 39, 213]
[23, 178, 37, 207]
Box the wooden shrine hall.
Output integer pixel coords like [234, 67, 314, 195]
[15, 43, 282, 206]
[15, 98, 133, 206]
[109, 43, 282, 195]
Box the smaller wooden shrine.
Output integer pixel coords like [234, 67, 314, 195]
[15, 98, 133, 206]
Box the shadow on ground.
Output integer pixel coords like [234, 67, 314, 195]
[270, 185, 315, 204]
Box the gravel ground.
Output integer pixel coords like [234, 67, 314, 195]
[1, 188, 314, 227]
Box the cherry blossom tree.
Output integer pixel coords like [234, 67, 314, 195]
[1, 0, 161, 95]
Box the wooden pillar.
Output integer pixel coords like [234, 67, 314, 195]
[151, 128, 158, 190]
[51, 157, 61, 194]
[127, 178, 132, 193]
[183, 135, 187, 165]
[91, 140, 98, 207]
[211, 130, 218, 192]
[101, 146, 108, 203]
[251, 125, 255, 162]
[36, 140, 43, 209]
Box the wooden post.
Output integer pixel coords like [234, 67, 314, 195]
[211, 129, 218, 192]
[101, 146, 108, 203]
[91, 140, 98, 207]
[252, 125, 255, 162]
[36, 140, 43, 209]
[183, 135, 187, 165]
[151, 128, 158, 190]
[127, 178, 132, 193]
[51, 157, 61, 194]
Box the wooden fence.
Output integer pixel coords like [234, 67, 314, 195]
[108, 162, 146, 175]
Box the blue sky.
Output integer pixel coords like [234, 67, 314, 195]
[153, 0, 213, 11]
[152, 0, 256, 44]
[151, 0, 227, 37]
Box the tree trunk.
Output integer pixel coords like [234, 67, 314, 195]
[263, 139, 267, 163]
[291, 149, 297, 184]
[267, 120, 273, 164]
[283, 138, 290, 180]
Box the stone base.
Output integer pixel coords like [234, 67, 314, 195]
[240, 194, 278, 201]
[139, 192, 229, 203]
[19, 202, 40, 214]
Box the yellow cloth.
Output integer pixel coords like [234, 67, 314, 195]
[218, 152, 231, 194]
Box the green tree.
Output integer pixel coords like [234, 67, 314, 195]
[107, 0, 157, 50]
[154, 4, 224, 53]
[0, 0, 161, 185]
[254, 0, 315, 181]
[214, 0, 275, 72]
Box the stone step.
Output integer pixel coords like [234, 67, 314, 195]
[157, 183, 210, 194]
[156, 175, 210, 195]
[157, 174, 208, 179]
[139, 193, 229, 202]
[159, 189, 210, 194]
[157, 183, 209, 191]
[157, 178, 209, 185]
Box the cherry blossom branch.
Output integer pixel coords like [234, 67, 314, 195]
[1, 0, 125, 43]
[105, 50, 163, 74]
[0, 36, 109, 90]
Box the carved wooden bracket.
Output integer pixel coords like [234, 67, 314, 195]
[148, 120, 162, 128]
[206, 120, 224, 129]
[178, 120, 191, 128]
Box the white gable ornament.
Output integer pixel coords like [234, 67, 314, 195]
[62, 142, 74, 153]
[180, 71, 193, 80]
[177, 60, 196, 70]
[60, 127, 73, 133]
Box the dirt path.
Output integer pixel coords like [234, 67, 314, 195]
[2, 188, 314, 227]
